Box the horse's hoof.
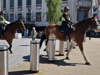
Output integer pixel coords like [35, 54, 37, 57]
[73, 47, 76, 49]
[65, 50, 68, 52]
[66, 57, 70, 60]
[44, 49, 46, 51]
[85, 62, 91, 65]
[10, 52, 13, 54]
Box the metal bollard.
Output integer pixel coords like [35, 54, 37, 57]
[66, 42, 70, 51]
[30, 40, 39, 73]
[48, 38, 56, 62]
[0, 45, 8, 75]
[59, 41, 64, 56]
[84, 33, 86, 42]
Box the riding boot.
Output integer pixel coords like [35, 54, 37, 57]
[63, 27, 70, 39]
[0, 25, 5, 38]
[1, 25, 5, 33]
[0, 30, 3, 38]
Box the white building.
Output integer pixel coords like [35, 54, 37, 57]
[0, 0, 99, 30]
[0, 0, 1, 11]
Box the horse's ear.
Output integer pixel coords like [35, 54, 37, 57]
[18, 18, 23, 23]
[92, 16, 95, 19]
[92, 14, 97, 19]
[18, 17, 22, 21]
[91, 15, 96, 21]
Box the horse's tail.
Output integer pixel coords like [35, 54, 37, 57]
[39, 33, 46, 49]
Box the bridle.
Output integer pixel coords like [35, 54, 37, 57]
[19, 20, 23, 27]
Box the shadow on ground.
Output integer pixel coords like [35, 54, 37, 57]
[23, 55, 85, 66]
[19, 45, 30, 46]
[54, 50, 68, 52]
[9, 70, 35, 75]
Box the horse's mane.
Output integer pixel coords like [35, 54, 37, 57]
[5, 20, 19, 32]
[74, 17, 91, 27]
[6, 20, 19, 28]
[6, 20, 19, 29]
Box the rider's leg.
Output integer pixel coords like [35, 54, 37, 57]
[1, 24, 5, 33]
[0, 24, 5, 38]
[0, 25, 3, 38]
[63, 26, 70, 39]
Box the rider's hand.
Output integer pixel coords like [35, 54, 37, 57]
[4, 23, 7, 25]
[70, 22, 73, 24]
[68, 21, 73, 25]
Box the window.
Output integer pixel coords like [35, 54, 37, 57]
[4, 14, 6, 19]
[10, 0, 14, 7]
[3, 0, 6, 8]
[26, 13, 31, 21]
[78, 0, 91, 1]
[27, 0, 31, 5]
[77, 10, 88, 21]
[10, 14, 14, 22]
[36, 12, 41, 22]
[18, 13, 22, 19]
[36, 0, 42, 4]
[62, 0, 67, 1]
[18, 0, 22, 6]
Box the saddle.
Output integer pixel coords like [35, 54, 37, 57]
[59, 25, 65, 33]
[59, 25, 74, 34]
[0, 24, 6, 36]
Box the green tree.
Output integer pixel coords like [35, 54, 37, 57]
[46, 0, 62, 24]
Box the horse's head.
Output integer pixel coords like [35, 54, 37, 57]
[89, 16, 100, 30]
[18, 19, 26, 30]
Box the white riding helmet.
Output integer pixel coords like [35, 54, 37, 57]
[64, 6, 70, 11]
[33, 27, 35, 29]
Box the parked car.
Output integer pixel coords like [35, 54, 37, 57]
[86, 29, 100, 38]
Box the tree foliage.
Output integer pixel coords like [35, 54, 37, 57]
[45, 0, 62, 24]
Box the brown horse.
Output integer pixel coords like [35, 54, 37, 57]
[0, 19, 26, 54]
[40, 16, 100, 65]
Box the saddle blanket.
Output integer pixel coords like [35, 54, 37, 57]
[59, 25, 75, 33]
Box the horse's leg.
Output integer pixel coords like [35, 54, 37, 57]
[78, 43, 90, 65]
[65, 42, 70, 51]
[8, 45, 13, 54]
[45, 39, 48, 55]
[66, 42, 75, 60]
[6, 40, 13, 54]
[44, 40, 48, 51]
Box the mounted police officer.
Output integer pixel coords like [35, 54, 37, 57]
[0, 11, 6, 38]
[62, 7, 73, 39]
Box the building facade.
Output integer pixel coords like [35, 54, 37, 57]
[1, 0, 98, 28]
[0, 0, 1, 11]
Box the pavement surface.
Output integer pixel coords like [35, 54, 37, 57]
[0, 38, 46, 68]
[0, 37, 60, 69]
[1, 37, 100, 75]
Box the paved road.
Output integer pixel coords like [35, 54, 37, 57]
[9, 37, 100, 75]
[0, 38, 45, 68]
[0, 37, 63, 68]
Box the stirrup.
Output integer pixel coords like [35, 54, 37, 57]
[66, 36, 69, 39]
[0, 35, 3, 38]
[63, 35, 69, 39]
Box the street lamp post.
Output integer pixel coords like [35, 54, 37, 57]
[27, 0, 31, 37]
[28, 9, 30, 26]
[33, 16, 36, 26]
